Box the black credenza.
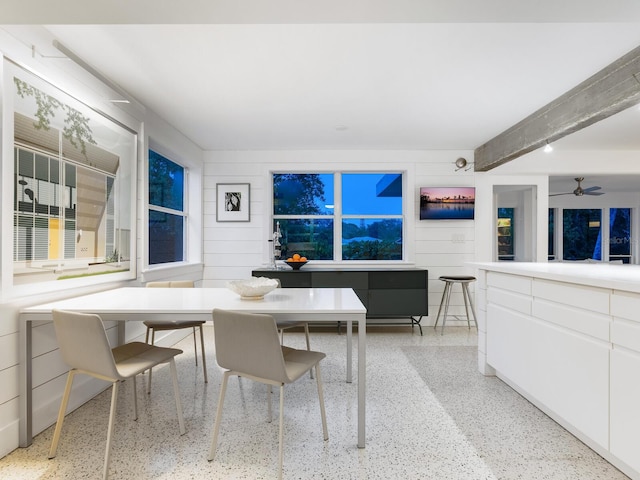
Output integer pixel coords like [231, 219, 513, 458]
[252, 267, 428, 334]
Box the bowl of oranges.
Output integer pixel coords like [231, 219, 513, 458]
[284, 253, 308, 270]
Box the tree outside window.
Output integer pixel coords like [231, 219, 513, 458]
[148, 150, 186, 265]
[273, 172, 403, 261]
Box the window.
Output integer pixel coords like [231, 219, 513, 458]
[609, 208, 632, 263]
[563, 209, 602, 260]
[273, 172, 403, 261]
[148, 150, 186, 265]
[551, 208, 632, 263]
[10, 63, 135, 287]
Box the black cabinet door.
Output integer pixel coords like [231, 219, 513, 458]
[251, 270, 312, 287]
[368, 270, 427, 289]
[311, 271, 368, 289]
[367, 289, 428, 316]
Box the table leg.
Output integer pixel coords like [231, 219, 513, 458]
[358, 313, 366, 448]
[19, 319, 33, 447]
[346, 318, 352, 383]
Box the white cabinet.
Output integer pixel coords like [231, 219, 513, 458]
[610, 347, 640, 473]
[487, 275, 610, 449]
[610, 292, 640, 474]
[482, 268, 640, 479]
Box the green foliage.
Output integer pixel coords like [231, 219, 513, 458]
[149, 150, 184, 209]
[14, 78, 97, 156]
[343, 239, 402, 260]
[273, 174, 325, 215]
[105, 249, 119, 263]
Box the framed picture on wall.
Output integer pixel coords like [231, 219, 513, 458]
[216, 183, 250, 222]
[419, 186, 475, 220]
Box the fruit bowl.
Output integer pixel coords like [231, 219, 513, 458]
[284, 260, 308, 270]
[227, 277, 279, 299]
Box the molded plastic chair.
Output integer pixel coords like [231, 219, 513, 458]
[48, 309, 186, 480]
[144, 281, 208, 392]
[272, 278, 313, 377]
[208, 309, 328, 480]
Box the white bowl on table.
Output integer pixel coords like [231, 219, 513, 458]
[227, 277, 279, 299]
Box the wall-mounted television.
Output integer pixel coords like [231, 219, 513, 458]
[419, 187, 475, 220]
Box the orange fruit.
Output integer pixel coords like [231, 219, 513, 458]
[292, 253, 301, 261]
[300, 257, 307, 261]
[287, 257, 293, 262]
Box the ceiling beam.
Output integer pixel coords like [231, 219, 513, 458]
[474, 44, 640, 172]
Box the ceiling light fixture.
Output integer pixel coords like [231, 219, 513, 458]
[543, 142, 553, 153]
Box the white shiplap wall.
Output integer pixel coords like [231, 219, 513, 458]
[202, 149, 477, 325]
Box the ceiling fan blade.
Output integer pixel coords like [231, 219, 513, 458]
[549, 192, 573, 196]
[584, 191, 605, 196]
[582, 185, 602, 193]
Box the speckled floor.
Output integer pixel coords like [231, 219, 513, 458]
[0, 326, 629, 479]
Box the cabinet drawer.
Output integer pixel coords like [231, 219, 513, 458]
[367, 289, 427, 316]
[251, 271, 311, 288]
[312, 271, 368, 288]
[368, 270, 427, 289]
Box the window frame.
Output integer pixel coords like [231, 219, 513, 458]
[147, 148, 188, 267]
[272, 171, 406, 263]
[4, 59, 138, 298]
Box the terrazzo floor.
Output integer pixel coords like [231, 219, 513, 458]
[0, 326, 629, 479]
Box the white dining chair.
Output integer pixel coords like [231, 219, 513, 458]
[208, 308, 328, 480]
[49, 309, 186, 480]
[144, 280, 208, 392]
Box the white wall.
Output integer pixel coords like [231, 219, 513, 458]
[202, 149, 476, 325]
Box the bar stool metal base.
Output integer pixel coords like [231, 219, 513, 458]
[434, 276, 478, 335]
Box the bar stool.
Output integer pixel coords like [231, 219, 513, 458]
[434, 275, 477, 335]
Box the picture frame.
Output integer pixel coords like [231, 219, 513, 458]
[419, 186, 475, 220]
[216, 183, 250, 222]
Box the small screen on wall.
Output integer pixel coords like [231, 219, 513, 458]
[419, 187, 475, 220]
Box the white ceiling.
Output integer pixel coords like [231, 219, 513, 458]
[2, 2, 640, 162]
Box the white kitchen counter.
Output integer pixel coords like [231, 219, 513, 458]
[473, 262, 640, 480]
[472, 261, 640, 293]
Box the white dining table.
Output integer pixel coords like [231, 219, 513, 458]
[19, 287, 367, 448]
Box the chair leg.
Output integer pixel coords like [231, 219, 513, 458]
[208, 371, 231, 461]
[267, 384, 273, 423]
[304, 323, 314, 379]
[192, 326, 198, 366]
[48, 370, 76, 459]
[441, 282, 454, 335]
[198, 324, 208, 383]
[147, 329, 156, 394]
[462, 283, 478, 329]
[434, 282, 449, 329]
[103, 381, 120, 480]
[278, 384, 285, 480]
[132, 376, 138, 420]
[315, 363, 329, 441]
[169, 359, 186, 435]
[461, 283, 472, 329]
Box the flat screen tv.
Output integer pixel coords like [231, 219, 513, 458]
[420, 187, 475, 220]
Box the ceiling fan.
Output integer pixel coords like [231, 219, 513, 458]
[549, 177, 605, 197]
